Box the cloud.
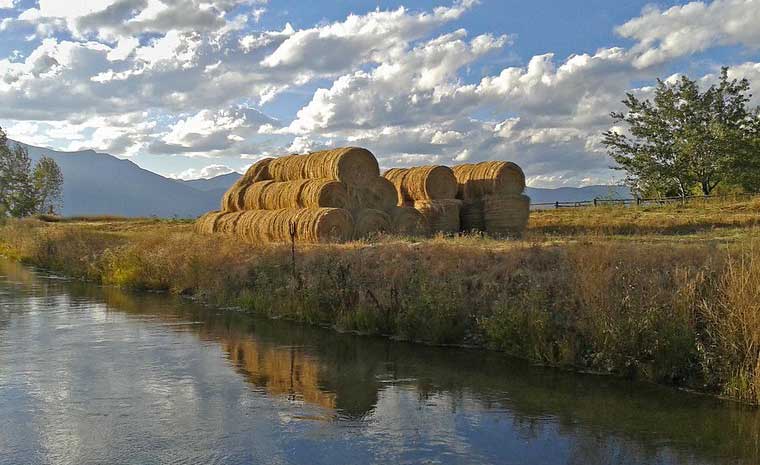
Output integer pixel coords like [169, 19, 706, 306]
[0, 0, 16, 9]
[284, 32, 643, 185]
[149, 106, 281, 156]
[617, 0, 760, 68]
[13, 0, 267, 40]
[2, 0, 760, 187]
[1, 111, 156, 156]
[261, 1, 477, 74]
[170, 164, 238, 180]
[288, 30, 509, 133]
[0, 1, 474, 159]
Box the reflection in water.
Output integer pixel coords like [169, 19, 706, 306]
[224, 337, 337, 411]
[1, 259, 759, 465]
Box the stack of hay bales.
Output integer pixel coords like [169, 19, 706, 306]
[195, 147, 429, 243]
[196, 148, 529, 241]
[452, 161, 530, 237]
[383, 166, 461, 234]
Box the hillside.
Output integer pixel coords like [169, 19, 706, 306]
[527, 185, 631, 204]
[179, 172, 241, 192]
[14, 141, 219, 218]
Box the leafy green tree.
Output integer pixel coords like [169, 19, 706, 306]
[731, 109, 760, 191]
[0, 128, 36, 217]
[33, 156, 64, 214]
[603, 68, 760, 197]
[0, 127, 64, 217]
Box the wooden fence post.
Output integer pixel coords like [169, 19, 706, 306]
[289, 221, 297, 284]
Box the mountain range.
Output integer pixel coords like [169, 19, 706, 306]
[12, 141, 630, 217]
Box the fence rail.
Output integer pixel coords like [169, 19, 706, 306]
[531, 192, 758, 210]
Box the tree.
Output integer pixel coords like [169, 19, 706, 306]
[33, 157, 64, 214]
[603, 68, 760, 197]
[0, 127, 64, 217]
[0, 129, 36, 216]
[730, 108, 760, 192]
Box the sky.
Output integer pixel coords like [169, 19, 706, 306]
[0, 0, 759, 186]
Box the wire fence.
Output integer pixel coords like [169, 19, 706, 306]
[531, 192, 758, 210]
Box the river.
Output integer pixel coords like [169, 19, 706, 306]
[0, 259, 758, 465]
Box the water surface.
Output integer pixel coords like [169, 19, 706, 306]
[0, 259, 758, 465]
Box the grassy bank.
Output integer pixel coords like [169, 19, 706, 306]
[1, 198, 759, 404]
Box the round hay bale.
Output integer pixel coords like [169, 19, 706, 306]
[234, 208, 354, 244]
[382, 168, 408, 206]
[215, 211, 246, 234]
[383, 166, 458, 203]
[348, 177, 398, 211]
[242, 180, 276, 210]
[460, 200, 485, 232]
[452, 161, 526, 200]
[220, 158, 274, 211]
[298, 179, 350, 209]
[352, 209, 391, 239]
[388, 206, 429, 236]
[221, 184, 251, 212]
[194, 211, 224, 234]
[268, 147, 379, 186]
[264, 179, 308, 210]
[413, 199, 462, 234]
[220, 188, 233, 211]
[482, 194, 531, 237]
[300, 208, 355, 243]
[241, 179, 349, 210]
[240, 157, 274, 184]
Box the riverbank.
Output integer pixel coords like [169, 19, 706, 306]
[1, 198, 759, 404]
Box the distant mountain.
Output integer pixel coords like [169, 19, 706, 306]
[526, 185, 631, 206]
[13, 141, 219, 218]
[179, 172, 241, 192]
[9, 140, 631, 217]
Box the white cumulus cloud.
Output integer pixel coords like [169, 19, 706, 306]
[617, 0, 760, 68]
[170, 164, 238, 180]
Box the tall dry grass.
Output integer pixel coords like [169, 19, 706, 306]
[1, 216, 759, 403]
[702, 249, 760, 404]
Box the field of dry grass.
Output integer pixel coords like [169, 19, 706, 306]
[1, 197, 759, 404]
[528, 195, 760, 241]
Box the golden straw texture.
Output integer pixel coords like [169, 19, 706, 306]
[413, 199, 462, 234]
[234, 208, 354, 243]
[482, 194, 530, 237]
[352, 209, 391, 238]
[460, 200, 485, 232]
[240, 179, 349, 210]
[348, 177, 398, 212]
[451, 161, 526, 200]
[384, 166, 458, 203]
[221, 158, 274, 210]
[388, 206, 429, 236]
[215, 211, 247, 234]
[240, 157, 274, 184]
[268, 147, 380, 186]
[194, 211, 224, 234]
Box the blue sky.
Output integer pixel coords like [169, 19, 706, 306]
[0, 0, 759, 185]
